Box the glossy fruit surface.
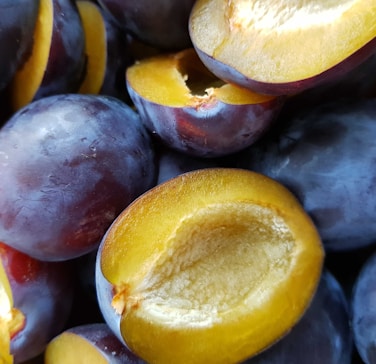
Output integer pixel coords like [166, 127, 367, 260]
[0, 0, 40, 91]
[0, 94, 156, 261]
[238, 98, 376, 252]
[189, 0, 376, 95]
[126, 48, 284, 157]
[97, 168, 324, 364]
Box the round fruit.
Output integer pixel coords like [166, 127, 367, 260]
[0, 94, 156, 261]
[97, 168, 324, 364]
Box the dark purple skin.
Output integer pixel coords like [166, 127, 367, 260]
[244, 270, 353, 364]
[156, 145, 231, 184]
[0, 94, 156, 261]
[191, 33, 376, 96]
[280, 52, 376, 122]
[0, 0, 40, 91]
[0, 242, 74, 363]
[33, 0, 86, 101]
[237, 99, 376, 252]
[127, 85, 284, 158]
[351, 249, 376, 364]
[97, 0, 195, 50]
[57, 323, 145, 363]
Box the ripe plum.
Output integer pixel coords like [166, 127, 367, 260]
[0, 94, 156, 261]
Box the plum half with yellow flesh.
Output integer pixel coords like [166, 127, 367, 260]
[189, 0, 376, 95]
[96, 168, 324, 364]
[126, 48, 284, 158]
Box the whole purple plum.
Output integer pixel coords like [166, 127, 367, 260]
[0, 94, 156, 261]
[238, 99, 376, 252]
[245, 270, 353, 364]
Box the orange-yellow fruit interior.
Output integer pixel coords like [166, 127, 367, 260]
[10, 0, 53, 111]
[190, 0, 376, 84]
[44, 331, 107, 364]
[100, 168, 324, 364]
[126, 48, 276, 107]
[77, 0, 107, 95]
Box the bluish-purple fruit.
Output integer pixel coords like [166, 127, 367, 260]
[0, 94, 156, 261]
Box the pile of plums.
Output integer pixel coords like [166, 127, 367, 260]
[1, 0, 376, 363]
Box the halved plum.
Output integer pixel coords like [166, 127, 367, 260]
[96, 168, 324, 364]
[77, 0, 132, 101]
[126, 48, 284, 157]
[189, 0, 376, 95]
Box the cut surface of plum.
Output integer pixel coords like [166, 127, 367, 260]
[189, 0, 376, 94]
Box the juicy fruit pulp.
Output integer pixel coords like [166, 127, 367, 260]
[99, 168, 324, 364]
[189, 0, 376, 94]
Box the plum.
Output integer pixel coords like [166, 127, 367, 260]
[245, 270, 353, 364]
[238, 98, 376, 252]
[0, 0, 40, 91]
[96, 168, 323, 364]
[45, 323, 145, 363]
[9, 0, 86, 111]
[97, 0, 195, 50]
[351, 248, 376, 364]
[189, 0, 376, 95]
[0, 94, 156, 261]
[0, 242, 74, 363]
[126, 48, 284, 157]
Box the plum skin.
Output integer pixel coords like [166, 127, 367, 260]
[127, 86, 284, 158]
[351, 250, 376, 364]
[97, 0, 195, 50]
[0, 0, 40, 91]
[0, 94, 157, 261]
[238, 98, 376, 251]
